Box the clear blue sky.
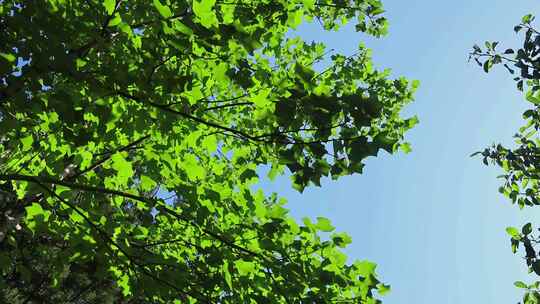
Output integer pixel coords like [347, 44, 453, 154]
[259, 1, 540, 303]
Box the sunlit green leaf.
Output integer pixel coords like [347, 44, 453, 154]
[103, 0, 115, 15]
[153, 0, 172, 18]
[316, 217, 335, 232]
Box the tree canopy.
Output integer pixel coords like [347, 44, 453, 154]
[0, 0, 419, 303]
[471, 14, 540, 304]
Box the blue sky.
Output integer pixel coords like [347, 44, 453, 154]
[259, 1, 540, 303]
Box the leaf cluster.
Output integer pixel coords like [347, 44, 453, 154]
[0, 0, 417, 302]
[472, 14, 540, 304]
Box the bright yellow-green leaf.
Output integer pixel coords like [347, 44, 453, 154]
[0, 53, 16, 63]
[235, 260, 256, 276]
[411, 79, 420, 89]
[316, 216, 335, 232]
[14, 181, 28, 199]
[267, 163, 284, 181]
[400, 142, 412, 153]
[103, 0, 115, 15]
[251, 88, 271, 107]
[183, 154, 205, 180]
[355, 260, 377, 277]
[287, 9, 303, 28]
[506, 227, 521, 239]
[117, 273, 131, 296]
[152, 0, 172, 18]
[25, 203, 51, 232]
[69, 211, 84, 223]
[213, 62, 228, 83]
[140, 175, 157, 191]
[201, 134, 217, 153]
[111, 152, 133, 185]
[302, 0, 315, 9]
[220, 4, 235, 24]
[76, 58, 87, 69]
[118, 22, 132, 35]
[79, 150, 93, 170]
[21, 135, 33, 151]
[107, 14, 122, 27]
[172, 20, 194, 36]
[26, 203, 49, 220]
[377, 283, 391, 295]
[193, 0, 218, 28]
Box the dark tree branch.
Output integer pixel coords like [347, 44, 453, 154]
[115, 91, 261, 141]
[201, 102, 253, 112]
[67, 134, 151, 181]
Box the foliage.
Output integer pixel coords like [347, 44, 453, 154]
[471, 14, 540, 304]
[0, 0, 417, 302]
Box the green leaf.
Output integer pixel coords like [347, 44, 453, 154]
[287, 9, 303, 28]
[400, 142, 412, 153]
[103, 0, 116, 15]
[69, 211, 84, 223]
[515, 281, 528, 289]
[183, 154, 205, 180]
[355, 260, 377, 277]
[172, 20, 194, 36]
[20, 135, 33, 151]
[302, 0, 315, 9]
[220, 4, 235, 24]
[523, 223, 533, 235]
[522, 14, 534, 24]
[223, 261, 232, 289]
[111, 152, 133, 185]
[107, 14, 122, 27]
[25, 203, 51, 232]
[405, 116, 420, 128]
[235, 260, 256, 276]
[252, 88, 271, 107]
[506, 227, 521, 239]
[117, 273, 131, 296]
[79, 151, 93, 170]
[377, 283, 391, 295]
[483, 60, 492, 73]
[26, 203, 47, 219]
[140, 175, 157, 191]
[511, 238, 520, 253]
[201, 135, 217, 153]
[315, 217, 335, 232]
[193, 0, 218, 28]
[332, 232, 352, 248]
[0, 2, 419, 302]
[153, 0, 172, 18]
[267, 163, 284, 181]
[0, 53, 16, 63]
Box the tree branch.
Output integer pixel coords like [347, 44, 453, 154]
[201, 102, 253, 112]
